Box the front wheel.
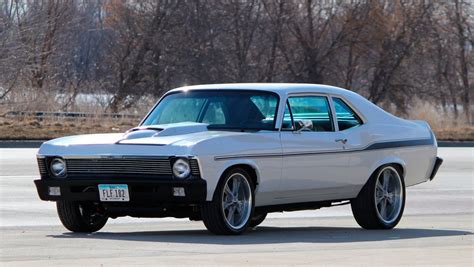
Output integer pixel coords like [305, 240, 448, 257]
[201, 168, 255, 235]
[57, 201, 108, 233]
[351, 165, 405, 229]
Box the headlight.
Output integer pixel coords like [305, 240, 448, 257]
[173, 158, 190, 179]
[50, 158, 67, 177]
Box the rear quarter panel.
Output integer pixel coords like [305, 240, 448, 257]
[345, 119, 437, 199]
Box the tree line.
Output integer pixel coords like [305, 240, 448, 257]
[0, 0, 472, 123]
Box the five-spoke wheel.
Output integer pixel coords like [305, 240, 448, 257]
[222, 173, 253, 230]
[374, 166, 403, 224]
[351, 165, 406, 229]
[201, 168, 255, 235]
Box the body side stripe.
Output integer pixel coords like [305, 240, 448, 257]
[214, 135, 434, 161]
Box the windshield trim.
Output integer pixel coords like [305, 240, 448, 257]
[140, 89, 281, 131]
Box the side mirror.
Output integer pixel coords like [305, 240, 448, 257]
[295, 119, 313, 133]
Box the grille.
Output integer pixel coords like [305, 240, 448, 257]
[189, 159, 201, 177]
[65, 157, 172, 176]
[37, 158, 47, 176]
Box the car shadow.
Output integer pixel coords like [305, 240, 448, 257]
[48, 226, 472, 245]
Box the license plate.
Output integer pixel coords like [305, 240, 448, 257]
[98, 184, 130, 202]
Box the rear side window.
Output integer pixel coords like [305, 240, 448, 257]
[332, 97, 362, 131]
[282, 96, 334, 132]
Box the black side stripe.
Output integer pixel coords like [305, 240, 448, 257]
[214, 134, 434, 161]
[365, 131, 435, 150]
[365, 137, 434, 150]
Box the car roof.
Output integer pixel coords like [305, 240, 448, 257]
[169, 83, 354, 97]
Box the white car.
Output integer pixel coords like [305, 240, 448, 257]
[34, 83, 443, 235]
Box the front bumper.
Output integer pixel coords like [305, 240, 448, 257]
[34, 178, 207, 204]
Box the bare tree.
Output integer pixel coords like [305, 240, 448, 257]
[0, 0, 471, 123]
[261, 0, 286, 82]
[452, 0, 472, 123]
[223, 0, 263, 82]
[103, 0, 180, 112]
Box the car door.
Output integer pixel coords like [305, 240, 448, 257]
[278, 94, 351, 203]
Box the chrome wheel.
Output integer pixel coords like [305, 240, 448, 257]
[374, 166, 403, 224]
[221, 173, 253, 230]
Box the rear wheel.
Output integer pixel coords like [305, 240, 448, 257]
[57, 201, 108, 233]
[351, 165, 405, 229]
[201, 168, 254, 235]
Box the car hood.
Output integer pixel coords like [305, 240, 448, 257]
[38, 122, 246, 157]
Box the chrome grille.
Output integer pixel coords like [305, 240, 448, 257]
[65, 157, 172, 176]
[37, 158, 47, 176]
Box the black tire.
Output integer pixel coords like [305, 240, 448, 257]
[351, 165, 406, 229]
[57, 201, 108, 233]
[248, 212, 267, 228]
[201, 168, 255, 235]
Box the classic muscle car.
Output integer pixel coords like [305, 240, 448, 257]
[34, 83, 443, 235]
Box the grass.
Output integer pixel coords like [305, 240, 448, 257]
[430, 126, 474, 141]
[402, 99, 474, 141]
[0, 116, 139, 140]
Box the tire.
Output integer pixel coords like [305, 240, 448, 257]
[201, 168, 255, 235]
[248, 212, 267, 228]
[57, 201, 108, 233]
[351, 165, 406, 229]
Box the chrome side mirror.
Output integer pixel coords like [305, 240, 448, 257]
[295, 119, 313, 133]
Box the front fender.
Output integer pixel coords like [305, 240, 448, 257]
[218, 159, 261, 184]
[204, 158, 261, 201]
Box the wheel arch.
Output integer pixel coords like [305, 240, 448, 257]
[369, 156, 406, 180]
[209, 160, 260, 201]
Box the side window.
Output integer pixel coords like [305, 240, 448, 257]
[282, 96, 334, 132]
[202, 101, 226, 124]
[332, 97, 362, 131]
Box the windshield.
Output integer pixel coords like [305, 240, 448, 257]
[142, 90, 279, 131]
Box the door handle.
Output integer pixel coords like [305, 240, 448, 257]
[335, 138, 347, 144]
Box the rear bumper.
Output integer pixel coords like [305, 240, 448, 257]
[429, 157, 443, 181]
[34, 178, 207, 204]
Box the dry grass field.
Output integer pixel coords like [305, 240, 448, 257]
[432, 125, 474, 141]
[0, 116, 139, 140]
